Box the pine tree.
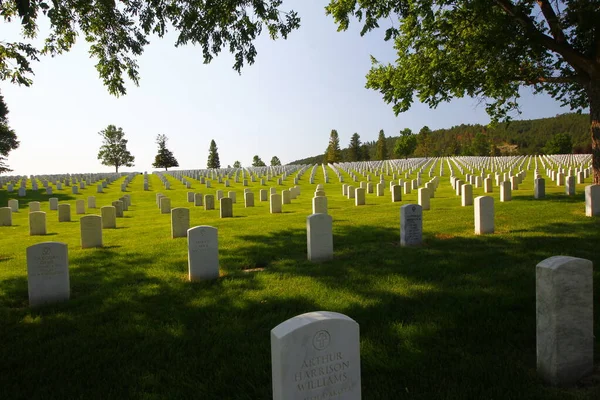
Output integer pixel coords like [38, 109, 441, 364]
[348, 133, 361, 161]
[152, 134, 179, 171]
[207, 139, 220, 169]
[325, 129, 342, 163]
[270, 156, 281, 166]
[97, 125, 135, 173]
[361, 144, 371, 161]
[375, 129, 388, 160]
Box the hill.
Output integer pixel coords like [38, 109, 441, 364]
[288, 113, 590, 164]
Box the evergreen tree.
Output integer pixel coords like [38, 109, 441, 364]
[361, 144, 371, 161]
[348, 133, 362, 161]
[252, 155, 266, 167]
[544, 133, 573, 154]
[270, 156, 281, 166]
[375, 129, 388, 160]
[325, 129, 342, 163]
[233, 160, 241, 168]
[0, 91, 19, 174]
[207, 140, 220, 169]
[415, 126, 433, 157]
[152, 134, 179, 171]
[97, 125, 135, 173]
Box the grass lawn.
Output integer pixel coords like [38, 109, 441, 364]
[0, 159, 599, 399]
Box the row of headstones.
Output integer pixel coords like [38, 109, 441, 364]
[26, 240, 591, 393]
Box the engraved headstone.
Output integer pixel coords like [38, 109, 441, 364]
[27, 242, 69, 307]
[400, 204, 422, 246]
[537, 256, 593, 386]
[187, 226, 219, 281]
[271, 311, 361, 400]
[80, 215, 102, 248]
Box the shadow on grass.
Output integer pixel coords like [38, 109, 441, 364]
[0, 190, 75, 209]
[0, 221, 599, 399]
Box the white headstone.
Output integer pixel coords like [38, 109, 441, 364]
[58, 204, 71, 222]
[271, 194, 282, 213]
[260, 189, 268, 202]
[194, 193, 204, 206]
[187, 226, 219, 281]
[27, 242, 69, 307]
[400, 204, 422, 246]
[204, 194, 215, 210]
[418, 188, 430, 210]
[29, 201, 41, 212]
[282, 190, 291, 205]
[171, 207, 190, 238]
[271, 311, 361, 400]
[76, 199, 85, 214]
[8, 199, 18, 212]
[354, 188, 365, 206]
[474, 196, 494, 235]
[80, 215, 103, 248]
[160, 197, 171, 214]
[312, 196, 328, 214]
[461, 184, 473, 206]
[307, 213, 333, 262]
[0, 207, 11, 226]
[220, 197, 233, 218]
[101, 206, 117, 229]
[536, 256, 593, 386]
[391, 185, 402, 202]
[88, 196, 96, 209]
[534, 178, 545, 199]
[500, 181, 512, 202]
[244, 192, 255, 207]
[585, 184, 600, 216]
[29, 211, 47, 235]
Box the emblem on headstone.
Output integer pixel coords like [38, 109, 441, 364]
[313, 330, 331, 350]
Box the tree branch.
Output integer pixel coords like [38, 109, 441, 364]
[521, 75, 579, 84]
[536, 0, 567, 44]
[493, 0, 595, 76]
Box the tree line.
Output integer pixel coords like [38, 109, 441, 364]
[95, 126, 282, 173]
[290, 113, 590, 165]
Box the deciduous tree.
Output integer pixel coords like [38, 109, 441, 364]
[252, 155, 266, 167]
[270, 156, 282, 166]
[393, 128, 417, 159]
[97, 125, 135, 173]
[0, 91, 19, 174]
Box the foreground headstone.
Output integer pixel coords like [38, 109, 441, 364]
[355, 188, 366, 206]
[187, 226, 219, 281]
[29, 211, 47, 235]
[585, 185, 600, 216]
[80, 215, 103, 248]
[271, 311, 361, 400]
[500, 181, 512, 202]
[171, 208, 190, 238]
[220, 197, 233, 218]
[536, 256, 593, 386]
[400, 204, 422, 246]
[101, 206, 117, 229]
[27, 242, 69, 307]
[307, 213, 333, 262]
[0, 207, 11, 226]
[58, 204, 71, 222]
[474, 196, 494, 235]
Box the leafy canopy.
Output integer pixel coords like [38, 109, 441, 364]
[1, 0, 300, 95]
[0, 90, 19, 173]
[233, 160, 242, 168]
[252, 155, 266, 167]
[97, 125, 135, 172]
[270, 156, 281, 166]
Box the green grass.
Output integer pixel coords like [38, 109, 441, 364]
[0, 161, 599, 400]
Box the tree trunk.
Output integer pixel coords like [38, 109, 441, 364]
[115, 165, 119, 173]
[591, 80, 600, 184]
[165, 167, 168, 171]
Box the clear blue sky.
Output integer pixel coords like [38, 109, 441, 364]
[1, 1, 576, 176]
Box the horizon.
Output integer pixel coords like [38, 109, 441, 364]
[0, 2, 583, 176]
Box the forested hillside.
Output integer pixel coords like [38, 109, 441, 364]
[289, 113, 589, 165]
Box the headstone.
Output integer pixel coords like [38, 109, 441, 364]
[461, 184, 473, 206]
[347, 186, 355, 199]
[46, 187, 53, 195]
[474, 196, 494, 235]
[171, 208, 190, 238]
[403, 181, 411, 195]
[244, 192, 255, 207]
[228, 191, 237, 204]
[187, 192, 195, 202]
[18, 187, 26, 197]
[312, 196, 328, 214]
[160, 197, 171, 214]
[8, 199, 18, 212]
[260, 189, 268, 202]
[204, 194, 215, 210]
[88, 196, 96, 209]
[0, 207, 11, 226]
[376, 183, 384, 196]
[307, 213, 333, 262]
[216, 190, 224, 201]
[418, 188, 430, 210]
[220, 197, 233, 218]
[355, 188, 366, 206]
[500, 181, 512, 202]
[391, 185, 402, 202]
[29, 201, 41, 212]
[187, 226, 219, 281]
[270, 194, 282, 213]
[27, 242, 69, 307]
[536, 256, 593, 386]
[80, 215, 103, 248]
[72, 186, 78, 194]
[565, 175, 576, 196]
[585, 185, 600, 216]
[400, 204, 422, 247]
[534, 178, 545, 199]
[101, 206, 117, 228]
[282, 190, 291, 205]
[112, 200, 124, 217]
[76, 199, 85, 214]
[194, 193, 204, 206]
[58, 204, 71, 222]
[29, 211, 47, 235]
[484, 177, 492, 193]
[271, 311, 361, 400]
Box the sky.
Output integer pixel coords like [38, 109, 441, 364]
[1, 1, 577, 176]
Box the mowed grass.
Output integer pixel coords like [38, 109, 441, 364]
[0, 161, 599, 400]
